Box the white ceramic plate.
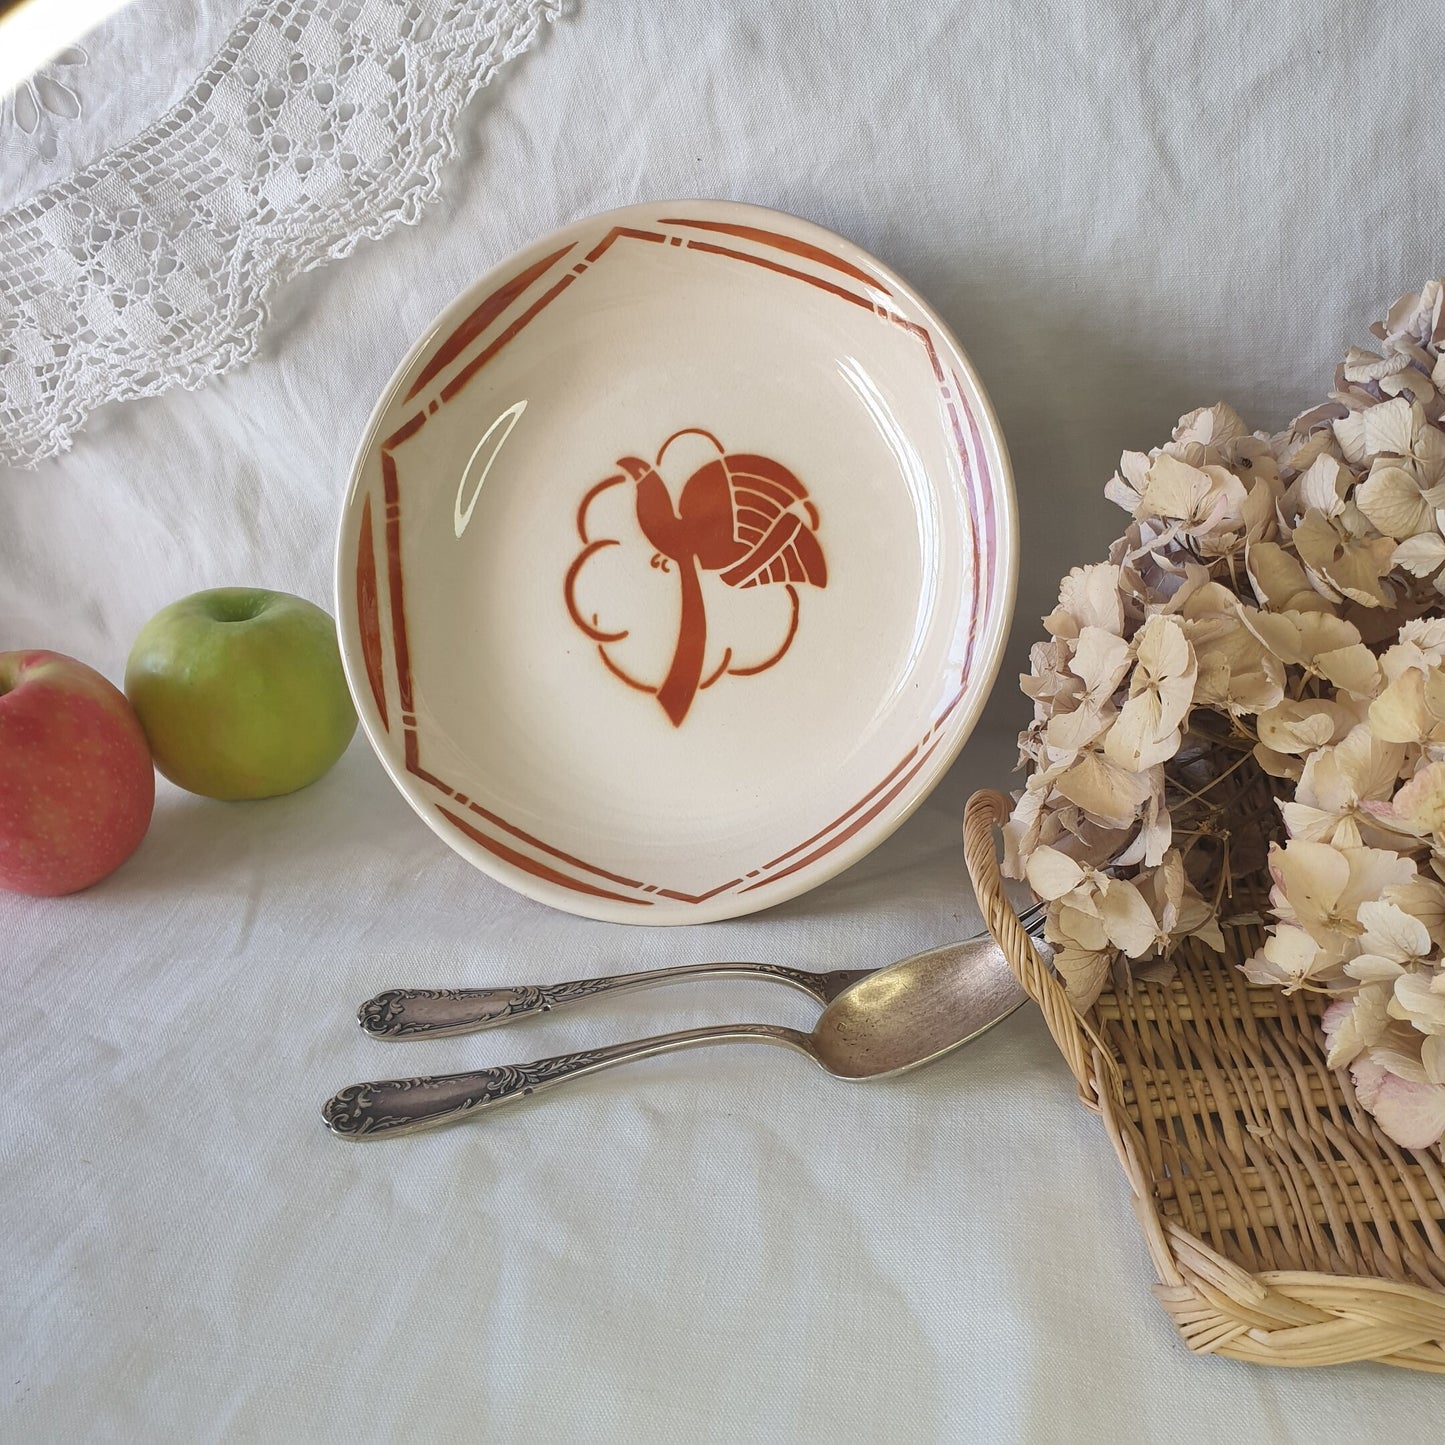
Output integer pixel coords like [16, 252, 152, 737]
[336, 202, 1016, 924]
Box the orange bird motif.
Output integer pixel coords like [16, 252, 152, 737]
[566, 431, 828, 726]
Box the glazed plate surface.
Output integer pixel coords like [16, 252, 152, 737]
[336, 202, 1016, 923]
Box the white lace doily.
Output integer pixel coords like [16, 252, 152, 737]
[0, 0, 560, 469]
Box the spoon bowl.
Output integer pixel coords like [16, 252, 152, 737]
[809, 937, 1032, 1080]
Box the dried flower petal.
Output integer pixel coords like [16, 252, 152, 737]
[1245, 541, 1329, 612]
[1241, 606, 1361, 668]
[1053, 751, 1156, 828]
[1097, 876, 1159, 958]
[1069, 626, 1133, 702]
[1392, 971, 1445, 1033]
[1347, 1050, 1445, 1148]
[1392, 532, 1445, 579]
[1257, 701, 1342, 754]
[1243, 924, 1322, 990]
[1292, 510, 1396, 608]
[1053, 944, 1114, 1013]
[1024, 845, 1086, 901]
[1325, 984, 1392, 1067]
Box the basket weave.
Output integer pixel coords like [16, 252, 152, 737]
[963, 788, 1445, 1370]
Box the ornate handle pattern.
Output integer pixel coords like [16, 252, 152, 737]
[356, 963, 873, 1039]
[323, 1023, 814, 1138]
[355, 907, 1046, 1041]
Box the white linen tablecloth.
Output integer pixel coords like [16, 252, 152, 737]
[4, 1, 1444, 1439]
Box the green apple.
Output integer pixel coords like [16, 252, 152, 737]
[125, 588, 356, 800]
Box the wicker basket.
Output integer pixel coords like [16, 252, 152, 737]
[963, 788, 1445, 1370]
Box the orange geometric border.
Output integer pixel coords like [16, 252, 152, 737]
[358, 217, 1002, 909]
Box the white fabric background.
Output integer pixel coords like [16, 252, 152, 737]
[3, 1, 1444, 1439]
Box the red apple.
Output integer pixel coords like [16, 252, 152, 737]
[0, 651, 156, 896]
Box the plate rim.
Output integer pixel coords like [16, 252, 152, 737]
[334, 198, 1018, 924]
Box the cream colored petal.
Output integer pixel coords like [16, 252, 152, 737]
[1146, 678, 1194, 737]
[1423, 666, 1445, 725]
[1379, 368, 1436, 405]
[1175, 403, 1251, 447]
[1343, 347, 1408, 384]
[1295, 512, 1396, 608]
[1271, 840, 1350, 926]
[1331, 724, 1406, 798]
[1134, 613, 1190, 682]
[1384, 874, 1445, 945]
[1294, 748, 1345, 812]
[1314, 644, 1382, 699]
[1104, 693, 1178, 772]
[1357, 899, 1432, 961]
[1370, 1033, 1432, 1083]
[1344, 954, 1409, 983]
[1097, 877, 1159, 957]
[1332, 410, 1370, 466]
[1057, 562, 1124, 636]
[1325, 985, 1391, 1067]
[1296, 612, 1363, 659]
[1418, 424, 1445, 485]
[1297, 453, 1349, 515]
[1069, 625, 1132, 701]
[1357, 464, 1432, 539]
[1339, 847, 1421, 918]
[1103, 471, 1143, 514]
[1153, 850, 1185, 919]
[1045, 904, 1103, 958]
[1118, 449, 1151, 490]
[1053, 945, 1114, 1013]
[1393, 531, 1445, 578]
[1280, 802, 1341, 843]
[1253, 742, 1304, 780]
[1242, 924, 1321, 989]
[1138, 452, 1212, 521]
[1422, 1035, 1445, 1085]
[1044, 703, 1111, 758]
[1024, 845, 1087, 901]
[1398, 617, 1445, 657]
[1113, 794, 1172, 869]
[1256, 701, 1338, 754]
[1394, 971, 1445, 1032]
[1361, 397, 1419, 459]
[1244, 541, 1318, 610]
[1242, 606, 1359, 667]
[1391, 760, 1445, 839]
[1355, 1065, 1445, 1148]
[1054, 751, 1154, 828]
[1370, 668, 1430, 744]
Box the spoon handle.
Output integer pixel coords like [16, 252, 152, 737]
[356, 963, 866, 1039]
[322, 1023, 813, 1138]
[355, 903, 1047, 1041]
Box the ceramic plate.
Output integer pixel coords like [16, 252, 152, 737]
[336, 202, 1016, 924]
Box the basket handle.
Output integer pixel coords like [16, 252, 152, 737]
[963, 789, 1101, 1100]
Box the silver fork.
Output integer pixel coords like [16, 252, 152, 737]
[356, 901, 1046, 1039]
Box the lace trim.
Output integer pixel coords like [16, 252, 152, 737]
[0, 0, 560, 469]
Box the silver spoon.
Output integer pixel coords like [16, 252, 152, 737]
[354, 903, 1045, 1039]
[322, 917, 1050, 1138]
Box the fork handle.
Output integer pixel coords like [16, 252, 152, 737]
[357, 962, 842, 1039]
[322, 1022, 813, 1138]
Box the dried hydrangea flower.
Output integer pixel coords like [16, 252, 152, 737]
[1008, 281, 1445, 1149]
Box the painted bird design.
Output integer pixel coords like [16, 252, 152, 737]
[621, 447, 827, 726]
